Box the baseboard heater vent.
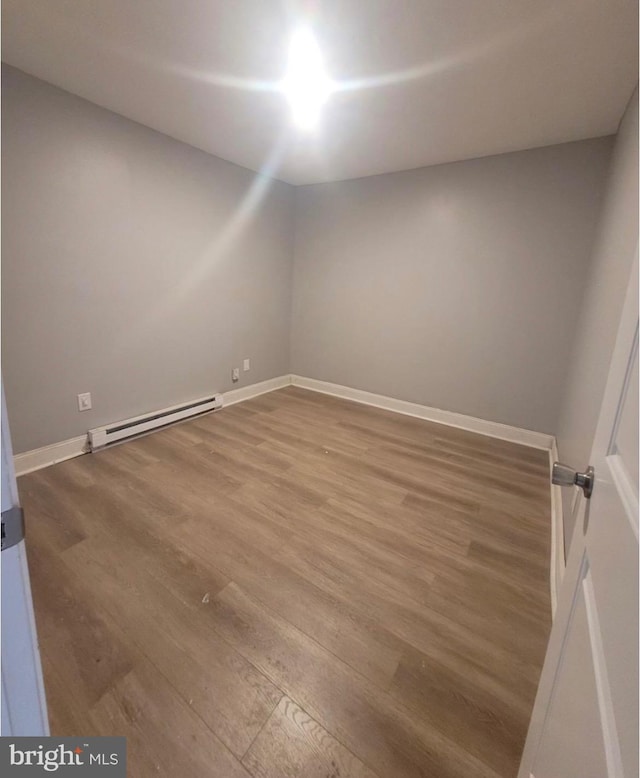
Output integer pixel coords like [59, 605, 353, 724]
[88, 393, 223, 451]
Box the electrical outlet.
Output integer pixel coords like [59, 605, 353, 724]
[232, 367, 240, 382]
[243, 358, 250, 372]
[77, 392, 92, 411]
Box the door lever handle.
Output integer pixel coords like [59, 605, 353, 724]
[552, 462, 595, 499]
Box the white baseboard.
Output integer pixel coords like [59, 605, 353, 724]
[13, 375, 293, 476]
[290, 375, 554, 450]
[222, 374, 292, 407]
[14, 436, 89, 477]
[549, 439, 565, 620]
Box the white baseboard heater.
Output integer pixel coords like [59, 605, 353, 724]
[88, 393, 223, 451]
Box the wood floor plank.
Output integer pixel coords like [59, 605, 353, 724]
[429, 564, 550, 632]
[328, 492, 478, 554]
[390, 645, 531, 777]
[59, 533, 282, 759]
[191, 412, 271, 447]
[423, 577, 549, 669]
[20, 386, 551, 778]
[243, 696, 380, 778]
[467, 537, 549, 586]
[26, 537, 136, 710]
[312, 498, 468, 565]
[275, 535, 543, 693]
[271, 450, 410, 507]
[362, 448, 547, 515]
[167, 510, 403, 690]
[431, 433, 549, 470]
[39, 650, 103, 737]
[374, 442, 550, 503]
[208, 582, 503, 778]
[90, 659, 254, 778]
[19, 475, 87, 553]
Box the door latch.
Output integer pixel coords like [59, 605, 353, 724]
[1, 506, 25, 551]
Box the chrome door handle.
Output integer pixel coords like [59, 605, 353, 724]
[552, 462, 595, 499]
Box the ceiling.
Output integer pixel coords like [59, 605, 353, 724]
[2, 1, 638, 185]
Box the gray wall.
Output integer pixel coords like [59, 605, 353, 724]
[2, 64, 623, 459]
[291, 139, 613, 434]
[557, 87, 639, 548]
[2, 66, 295, 453]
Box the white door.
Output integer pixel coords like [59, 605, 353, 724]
[519, 250, 638, 778]
[1, 378, 49, 735]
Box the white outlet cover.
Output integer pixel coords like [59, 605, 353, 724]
[77, 392, 92, 411]
[232, 368, 240, 381]
[243, 359, 250, 371]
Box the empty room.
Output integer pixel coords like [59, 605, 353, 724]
[1, 2, 638, 777]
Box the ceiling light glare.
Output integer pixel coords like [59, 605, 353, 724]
[281, 27, 333, 130]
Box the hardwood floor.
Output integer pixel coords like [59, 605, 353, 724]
[19, 386, 551, 778]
